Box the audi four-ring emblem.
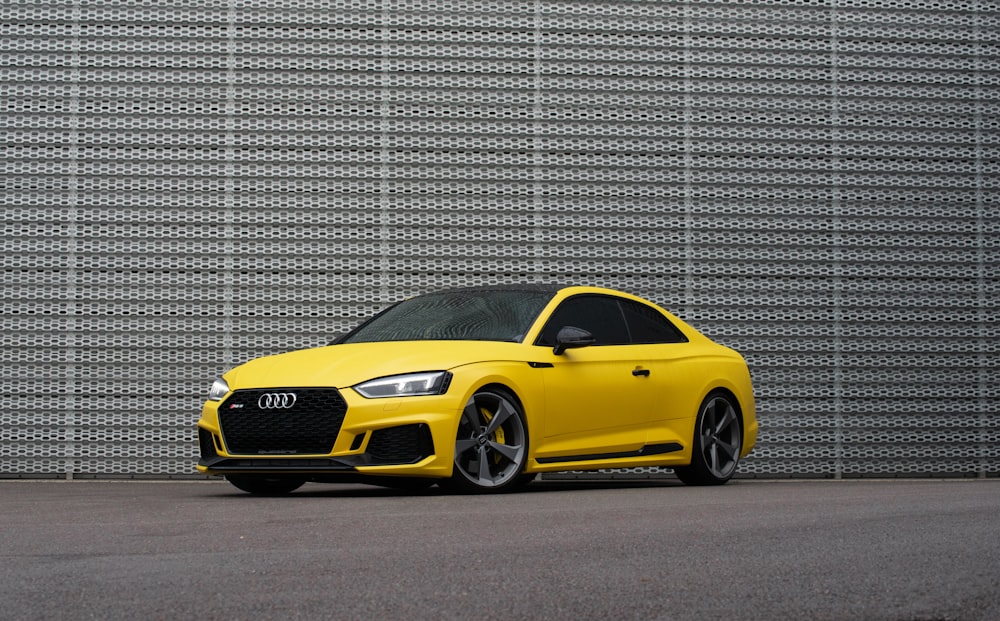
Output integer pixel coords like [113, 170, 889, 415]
[257, 392, 297, 409]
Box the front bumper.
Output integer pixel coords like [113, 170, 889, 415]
[196, 386, 460, 479]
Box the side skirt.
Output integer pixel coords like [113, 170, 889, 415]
[535, 442, 683, 465]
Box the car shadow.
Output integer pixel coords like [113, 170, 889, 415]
[212, 477, 687, 499]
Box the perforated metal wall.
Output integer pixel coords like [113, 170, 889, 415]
[2, 1, 997, 478]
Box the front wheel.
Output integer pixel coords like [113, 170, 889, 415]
[674, 391, 743, 486]
[441, 387, 529, 494]
[225, 474, 306, 495]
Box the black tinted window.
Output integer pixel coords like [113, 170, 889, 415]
[621, 299, 687, 343]
[536, 295, 629, 346]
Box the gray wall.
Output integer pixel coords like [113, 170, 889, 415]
[2, 1, 998, 478]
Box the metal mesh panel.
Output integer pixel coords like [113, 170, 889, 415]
[2, 0, 997, 477]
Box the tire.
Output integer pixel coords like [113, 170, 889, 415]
[674, 391, 743, 486]
[441, 387, 529, 493]
[225, 474, 306, 495]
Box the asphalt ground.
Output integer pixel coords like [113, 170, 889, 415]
[1, 478, 997, 621]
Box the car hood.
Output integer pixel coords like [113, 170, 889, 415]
[224, 340, 529, 390]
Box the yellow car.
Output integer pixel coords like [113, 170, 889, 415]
[197, 285, 757, 494]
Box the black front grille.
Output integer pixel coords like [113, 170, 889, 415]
[218, 388, 347, 455]
[365, 424, 434, 465]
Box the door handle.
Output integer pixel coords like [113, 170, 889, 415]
[632, 368, 650, 377]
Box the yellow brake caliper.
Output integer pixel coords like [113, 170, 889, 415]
[480, 407, 505, 464]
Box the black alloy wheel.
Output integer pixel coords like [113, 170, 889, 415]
[442, 387, 530, 493]
[674, 391, 743, 486]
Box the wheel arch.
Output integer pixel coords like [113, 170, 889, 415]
[695, 380, 756, 460]
[701, 385, 744, 433]
[462, 381, 532, 446]
[690, 352, 756, 455]
[447, 362, 543, 439]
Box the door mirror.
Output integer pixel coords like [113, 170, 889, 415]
[553, 326, 596, 355]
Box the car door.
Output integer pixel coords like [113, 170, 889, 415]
[616, 298, 698, 436]
[532, 294, 658, 456]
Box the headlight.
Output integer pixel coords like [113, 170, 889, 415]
[208, 377, 230, 401]
[353, 371, 451, 399]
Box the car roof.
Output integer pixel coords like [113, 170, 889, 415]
[426, 284, 565, 295]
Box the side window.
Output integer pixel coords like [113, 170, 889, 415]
[620, 299, 688, 344]
[536, 295, 629, 346]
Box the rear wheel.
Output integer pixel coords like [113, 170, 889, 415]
[674, 391, 742, 486]
[441, 387, 529, 493]
[225, 474, 306, 495]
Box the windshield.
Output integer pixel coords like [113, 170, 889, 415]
[341, 289, 554, 344]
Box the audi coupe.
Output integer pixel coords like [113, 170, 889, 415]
[197, 285, 757, 494]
